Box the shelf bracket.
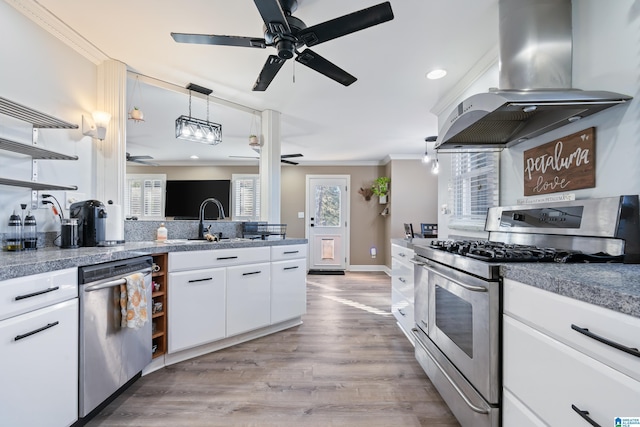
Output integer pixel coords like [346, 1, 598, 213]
[31, 128, 39, 209]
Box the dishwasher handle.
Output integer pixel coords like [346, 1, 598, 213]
[84, 268, 152, 292]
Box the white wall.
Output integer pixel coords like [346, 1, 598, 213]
[436, 0, 639, 238]
[0, 1, 97, 232]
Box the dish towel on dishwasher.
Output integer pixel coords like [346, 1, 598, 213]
[119, 272, 148, 329]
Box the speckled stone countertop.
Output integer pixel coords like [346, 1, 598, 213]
[391, 238, 434, 250]
[501, 263, 640, 319]
[0, 238, 307, 282]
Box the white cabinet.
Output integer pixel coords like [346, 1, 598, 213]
[169, 246, 270, 272]
[503, 279, 640, 426]
[226, 263, 271, 336]
[168, 267, 226, 353]
[0, 269, 78, 427]
[271, 258, 307, 324]
[391, 242, 414, 341]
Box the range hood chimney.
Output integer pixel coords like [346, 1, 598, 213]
[435, 0, 632, 152]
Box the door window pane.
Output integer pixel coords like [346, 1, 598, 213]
[314, 185, 341, 227]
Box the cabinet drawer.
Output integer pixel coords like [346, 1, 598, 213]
[391, 244, 414, 268]
[504, 315, 640, 426]
[391, 288, 414, 335]
[504, 278, 640, 382]
[0, 299, 78, 427]
[391, 258, 414, 301]
[169, 247, 271, 271]
[271, 244, 307, 261]
[0, 268, 77, 321]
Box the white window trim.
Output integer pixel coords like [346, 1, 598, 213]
[448, 152, 500, 231]
[125, 173, 167, 220]
[231, 174, 261, 221]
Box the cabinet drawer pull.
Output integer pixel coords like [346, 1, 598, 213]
[398, 308, 406, 317]
[398, 253, 406, 257]
[283, 266, 299, 271]
[14, 321, 59, 341]
[15, 286, 60, 301]
[571, 404, 602, 427]
[398, 277, 406, 283]
[571, 324, 640, 358]
[283, 250, 299, 254]
[216, 256, 238, 260]
[188, 277, 213, 283]
[242, 271, 262, 276]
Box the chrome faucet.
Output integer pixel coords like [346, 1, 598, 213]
[198, 198, 226, 238]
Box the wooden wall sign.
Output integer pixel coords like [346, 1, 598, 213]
[523, 127, 595, 196]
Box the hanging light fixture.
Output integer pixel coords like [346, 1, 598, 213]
[431, 155, 440, 174]
[175, 83, 222, 146]
[423, 136, 436, 164]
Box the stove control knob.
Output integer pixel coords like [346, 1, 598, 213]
[512, 213, 525, 221]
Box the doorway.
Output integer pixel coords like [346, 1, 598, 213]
[305, 175, 350, 272]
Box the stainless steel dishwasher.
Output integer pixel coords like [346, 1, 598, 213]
[78, 255, 153, 420]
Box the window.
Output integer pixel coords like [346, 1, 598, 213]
[125, 174, 166, 220]
[232, 174, 260, 221]
[449, 152, 499, 230]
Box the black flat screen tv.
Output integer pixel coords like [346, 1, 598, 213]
[165, 180, 231, 220]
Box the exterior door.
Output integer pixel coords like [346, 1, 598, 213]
[306, 175, 350, 271]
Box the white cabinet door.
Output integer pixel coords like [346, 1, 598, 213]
[503, 315, 640, 426]
[0, 299, 78, 427]
[168, 268, 226, 353]
[271, 258, 306, 324]
[227, 263, 270, 336]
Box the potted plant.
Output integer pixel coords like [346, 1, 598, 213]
[249, 134, 260, 146]
[371, 176, 390, 204]
[129, 106, 144, 121]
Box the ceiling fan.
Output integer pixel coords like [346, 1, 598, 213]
[230, 153, 303, 165]
[171, 0, 394, 91]
[126, 152, 158, 166]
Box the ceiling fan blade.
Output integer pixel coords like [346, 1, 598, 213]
[281, 159, 299, 165]
[253, 55, 287, 91]
[229, 155, 260, 159]
[253, 0, 291, 34]
[297, 2, 394, 47]
[295, 49, 356, 86]
[171, 33, 267, 48]
[281, 153, 303, 158]
[130, 155, 154, 160]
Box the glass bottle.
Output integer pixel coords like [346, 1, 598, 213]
[23, 211, 37, 250]
[4, 210, 23, 251]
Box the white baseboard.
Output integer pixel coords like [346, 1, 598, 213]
[349, 265, 391, 274]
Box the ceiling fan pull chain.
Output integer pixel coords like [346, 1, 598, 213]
[206, 95, 210, 124]
[293, 59, 296, 84]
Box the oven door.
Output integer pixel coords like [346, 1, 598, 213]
[426, 261, 500, 404]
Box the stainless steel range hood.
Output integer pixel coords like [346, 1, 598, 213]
[435, 0, 632, 152]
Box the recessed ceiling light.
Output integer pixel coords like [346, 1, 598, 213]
[190, 155, 199, 159]
[426, 69, 447, 80]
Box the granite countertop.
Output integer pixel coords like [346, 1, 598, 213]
[391, 238, 434, 250]
[0, 238, 307, 281]
[501, 263, 640, 319]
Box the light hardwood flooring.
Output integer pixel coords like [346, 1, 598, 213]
[87, 272, 459, 427]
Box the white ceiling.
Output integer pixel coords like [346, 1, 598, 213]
[34, 0, 499, 166]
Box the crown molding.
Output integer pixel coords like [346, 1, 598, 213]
[7, 0, 109, 64]
[430, 45, 499, 117]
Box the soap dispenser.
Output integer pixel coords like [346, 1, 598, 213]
[156, 223, 168, 241]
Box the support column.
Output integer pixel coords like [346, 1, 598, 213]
[259, 109, 281, 223]
[95, 59, 127, 205]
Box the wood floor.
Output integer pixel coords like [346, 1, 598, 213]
[87, 272, 459, 427]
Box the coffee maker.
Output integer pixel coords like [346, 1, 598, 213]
[69, 200, 107, 247]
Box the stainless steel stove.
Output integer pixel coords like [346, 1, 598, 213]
[411, 195, 640, 427]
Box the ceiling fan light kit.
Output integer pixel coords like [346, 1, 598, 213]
[171, 0, 394, 91]
[175, 83, 222, 146]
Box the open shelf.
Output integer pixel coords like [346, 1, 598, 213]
[0, 137, 78, 160]
[0, 177, 78, 191]
[0, 96, 78, 129]
[151, 253, 168, 359]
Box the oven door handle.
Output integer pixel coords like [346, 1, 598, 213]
[84, 268, 152, 292]
[412, 328, 490, 415]
[425, 265, 487, 293]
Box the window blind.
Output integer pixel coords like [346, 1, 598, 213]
[232, 174, 260, 221]
[449, 152, 499, 230]
[125, 174, 166, 219]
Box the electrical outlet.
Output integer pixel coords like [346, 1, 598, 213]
[65, 191, 86, 209]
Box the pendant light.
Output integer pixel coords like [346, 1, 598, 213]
[175, 83, 222, 146]
[423, 136, 436, 164]
[128, 75, 145, 122]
